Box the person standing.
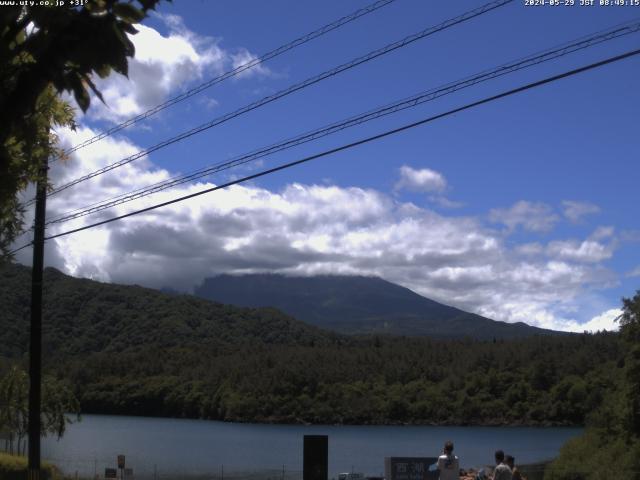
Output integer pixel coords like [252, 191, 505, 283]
[505, 455, 522, 480]
[436, 440, 460, 480]
[491, 450, 512, 480]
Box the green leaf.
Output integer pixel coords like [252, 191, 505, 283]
[83, 74, 106, 105]
[95, 64, 112, 79]
[137, 0, 165, 12]
[112, 3, 145, 23]
[122, 22, 139, 35]
[69, 74, 90, 112]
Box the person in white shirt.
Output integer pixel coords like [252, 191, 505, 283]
[436, 440, 460, 480]
[491, 450, 512, 480]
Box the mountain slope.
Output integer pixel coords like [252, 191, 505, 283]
[0, 263, 341, 358]
[194, 274, 561, 339]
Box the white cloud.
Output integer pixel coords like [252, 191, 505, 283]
[546, 239, 613, 263]
[516, 242, 544, 256]
[198, 96, 219, 110]
[87, 23, 223, 122]
[230, 48, 271, 79]
[561, 308, 621, 333]
[627, 266, 640, 278]
[159, 13, 188, 33]
[562, 200, 601, 223]
[590, 226, 615, 241]
[82, 15, 268, 123]
[429, 195, 464, 209]
[395, 165, 447, 194]
[9, 126, 623, 333]
[47, 126, 169, 207]
[489, 201, 559, 233]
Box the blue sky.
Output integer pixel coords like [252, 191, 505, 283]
[16, 0, 640, 331]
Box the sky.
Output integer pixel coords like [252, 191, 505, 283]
[14, 0, 640, 332]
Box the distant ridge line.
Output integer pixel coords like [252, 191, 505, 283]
[194, 273, 566, 339]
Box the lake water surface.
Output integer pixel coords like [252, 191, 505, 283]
[42, 414, 582, 479]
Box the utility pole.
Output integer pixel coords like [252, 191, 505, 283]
[28, 157, 48, 480]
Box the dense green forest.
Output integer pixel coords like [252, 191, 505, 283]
[0, 333, 623, 426]
[0, 263, 341, 358]
[0, 262, 625, 427]
[543, 291, 640, 480]
[51, 334, 621, 426]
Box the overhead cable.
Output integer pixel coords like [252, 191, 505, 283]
[32, 47, 639, 244]
[61, 0, 399, 156]
[45, 18, 640, 226]
[40, 0, 513, 201]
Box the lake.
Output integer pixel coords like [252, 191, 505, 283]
[42, 414, 582, 479]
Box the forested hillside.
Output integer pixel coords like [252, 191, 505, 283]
[0, 262, 623, 426]
[45, 334, 620, 426]
[0, 263, 340, 358]
[544, 291, 640, 480]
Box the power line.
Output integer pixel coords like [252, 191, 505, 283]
[8, 241, 33, 255]
[47, 18, 640, 224]
[47, 0, 512, 196]
[45, 18, 640, 226]
[33, 47, 640, 244]
[59, 0, 399, 157]
[39, 0, 513, 202]
[9, 46, 636, 256]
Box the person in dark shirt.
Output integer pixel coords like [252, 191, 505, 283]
[505, 455, 522, 480]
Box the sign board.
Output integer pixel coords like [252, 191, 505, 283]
[384, 457, 439, 480]
[124, 468, 134, 479]
[303, 435, 328, 480]
[117, 455, 126, 469]
[105, 468, 118, 479]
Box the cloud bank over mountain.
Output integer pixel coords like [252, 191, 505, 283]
[13, 121, 623, 333]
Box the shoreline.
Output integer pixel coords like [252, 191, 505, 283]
[75, 410, 584, 428]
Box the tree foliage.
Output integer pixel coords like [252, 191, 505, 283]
[0, 452, 61, 480]
[0, 87, 75, 258]
[0, 0, 163, 127]
[544, 291, 640, 480]
[57, 334, 618, 426]
[0, 0, 164, 257]
[620, 290, 640, 435]
[0, 366, 80, 455]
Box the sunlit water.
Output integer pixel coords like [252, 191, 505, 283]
[41, 414, 581, 479]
